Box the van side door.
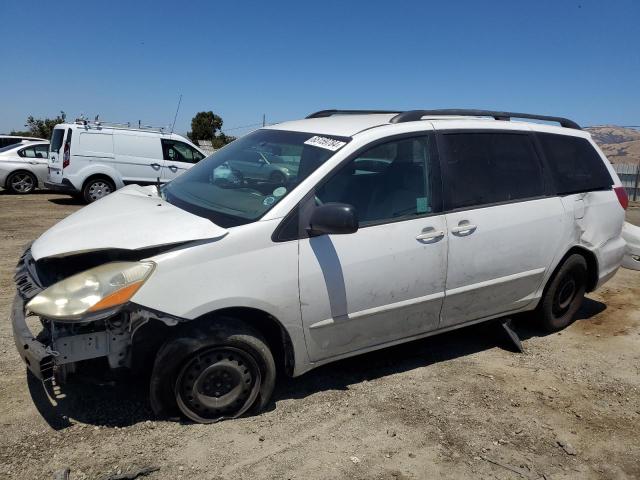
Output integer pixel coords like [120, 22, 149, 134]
[113, 133, 164, 184]
[297, 133, 448, 362]
[438, 131, 566, 327]
[160, 140, 206, 181]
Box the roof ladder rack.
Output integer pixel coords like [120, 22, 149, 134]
[389, 109, 581, 130]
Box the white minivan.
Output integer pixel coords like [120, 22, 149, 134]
[45, 121, 206, 203]
[13, 109, 630, 423]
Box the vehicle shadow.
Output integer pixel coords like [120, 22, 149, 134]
[47, 196, 84, 205]
[27, 369, 154, 430]
[271, 297, 607, 407]
[27, 298, 606, 430]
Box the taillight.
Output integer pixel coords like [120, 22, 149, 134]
[63, 142, 70, 169]
[614, 186, 629, 210]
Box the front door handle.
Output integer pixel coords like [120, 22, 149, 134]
[150, 163, 161, 169]
[168, 165, 178, 172]
[451, 223, 478, 236]
[416, 228, 445, 242]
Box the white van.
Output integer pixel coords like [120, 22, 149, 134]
[14, 109, 630, 423]
[45, 121, 206, 203]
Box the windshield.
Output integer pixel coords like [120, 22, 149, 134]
[162, 129, 350, 227]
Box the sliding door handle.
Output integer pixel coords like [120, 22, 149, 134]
[451, 224, 477, 236]
[416, 229, 445, 242]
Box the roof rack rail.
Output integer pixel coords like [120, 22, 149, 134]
[389, 109, 581, 130]
[306, 109, 400, 119]
[73, 117, 169, 133]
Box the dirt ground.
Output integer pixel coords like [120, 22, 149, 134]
[0, 192, 639, 480]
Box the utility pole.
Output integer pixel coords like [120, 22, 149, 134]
[262, 114, 266, 127]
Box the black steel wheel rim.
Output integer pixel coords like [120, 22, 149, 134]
[175, 346, 261, 423]
[553, 275, 577, 316]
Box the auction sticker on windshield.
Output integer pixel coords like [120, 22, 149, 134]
[304, 136, 347, 151]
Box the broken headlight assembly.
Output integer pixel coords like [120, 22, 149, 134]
[26, 261, 155, 321]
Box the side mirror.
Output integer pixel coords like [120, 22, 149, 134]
[307, 203, 358, 236]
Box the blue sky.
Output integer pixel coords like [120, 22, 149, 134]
[1, 0, 638, 136]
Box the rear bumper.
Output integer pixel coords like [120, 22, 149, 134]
[10, 295, 54, 381]
[44, 178, 78, 193]
[622, 222, 640, 271]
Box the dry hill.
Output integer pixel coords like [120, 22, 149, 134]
[586, 125, 640, 165]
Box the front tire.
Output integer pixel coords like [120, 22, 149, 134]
[6, 171, 37, 194]
[150, 319, 276, 423]
[82, 177, 114, 203]
[539, 254, 588, 332]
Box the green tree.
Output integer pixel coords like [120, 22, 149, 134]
[189, 111, 223, 142]
[12, 111, 67, 139]
[187, 111, 235, 148]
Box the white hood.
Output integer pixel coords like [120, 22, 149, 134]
[31, 185, 227, 260]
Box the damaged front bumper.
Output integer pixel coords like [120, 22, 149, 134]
[11, 293, 137, 381]
[11, 295, 55, 381]
[12, 248, 182, 382]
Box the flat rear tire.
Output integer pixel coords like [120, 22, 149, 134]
[539, 254, 588, 332]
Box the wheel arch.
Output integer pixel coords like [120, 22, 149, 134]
[549, 245, 599, 293]
[82, 173, 117, 191]
[191, 307, 296, 377]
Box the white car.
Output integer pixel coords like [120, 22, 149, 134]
[45, 120, 207, 203]
[0, 141, 50, 193]
[0, 135, 46, 149]
[13, 109, 629, 423]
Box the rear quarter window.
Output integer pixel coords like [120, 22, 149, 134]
[537, 133, 613, 194]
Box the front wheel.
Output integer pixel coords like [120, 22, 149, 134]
[539, 254, 588, 332]
[150, 319, 276, 423]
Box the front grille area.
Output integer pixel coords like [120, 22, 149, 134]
[14, 248, 44, 301]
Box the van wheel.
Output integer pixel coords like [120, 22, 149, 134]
[539, 254, 588, 332]
[7, 171, 37, 194]
[150, 319, 276, 423]
[83, 178, 114, 203]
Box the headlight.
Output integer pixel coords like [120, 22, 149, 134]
[26, 261, 155, 321]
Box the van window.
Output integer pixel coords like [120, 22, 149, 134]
[316, 136, 437, 225]
[442, 132, 545, 210]
[161, 140, 205, 164]
[51, 129, 65, 152]
[537, 133, 613, 194]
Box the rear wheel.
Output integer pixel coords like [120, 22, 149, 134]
[150, 319, 276, 423]
[82, 177, 114, 203]
[6, 171, 37, 194]
[539, 254, 588, 332]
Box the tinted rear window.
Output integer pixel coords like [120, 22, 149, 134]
[537, 133, 613, 194]
[50, 129, 65, 152]
[442, 132, 545, 210]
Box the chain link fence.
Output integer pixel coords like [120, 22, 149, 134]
[614, 163, 640, 201]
